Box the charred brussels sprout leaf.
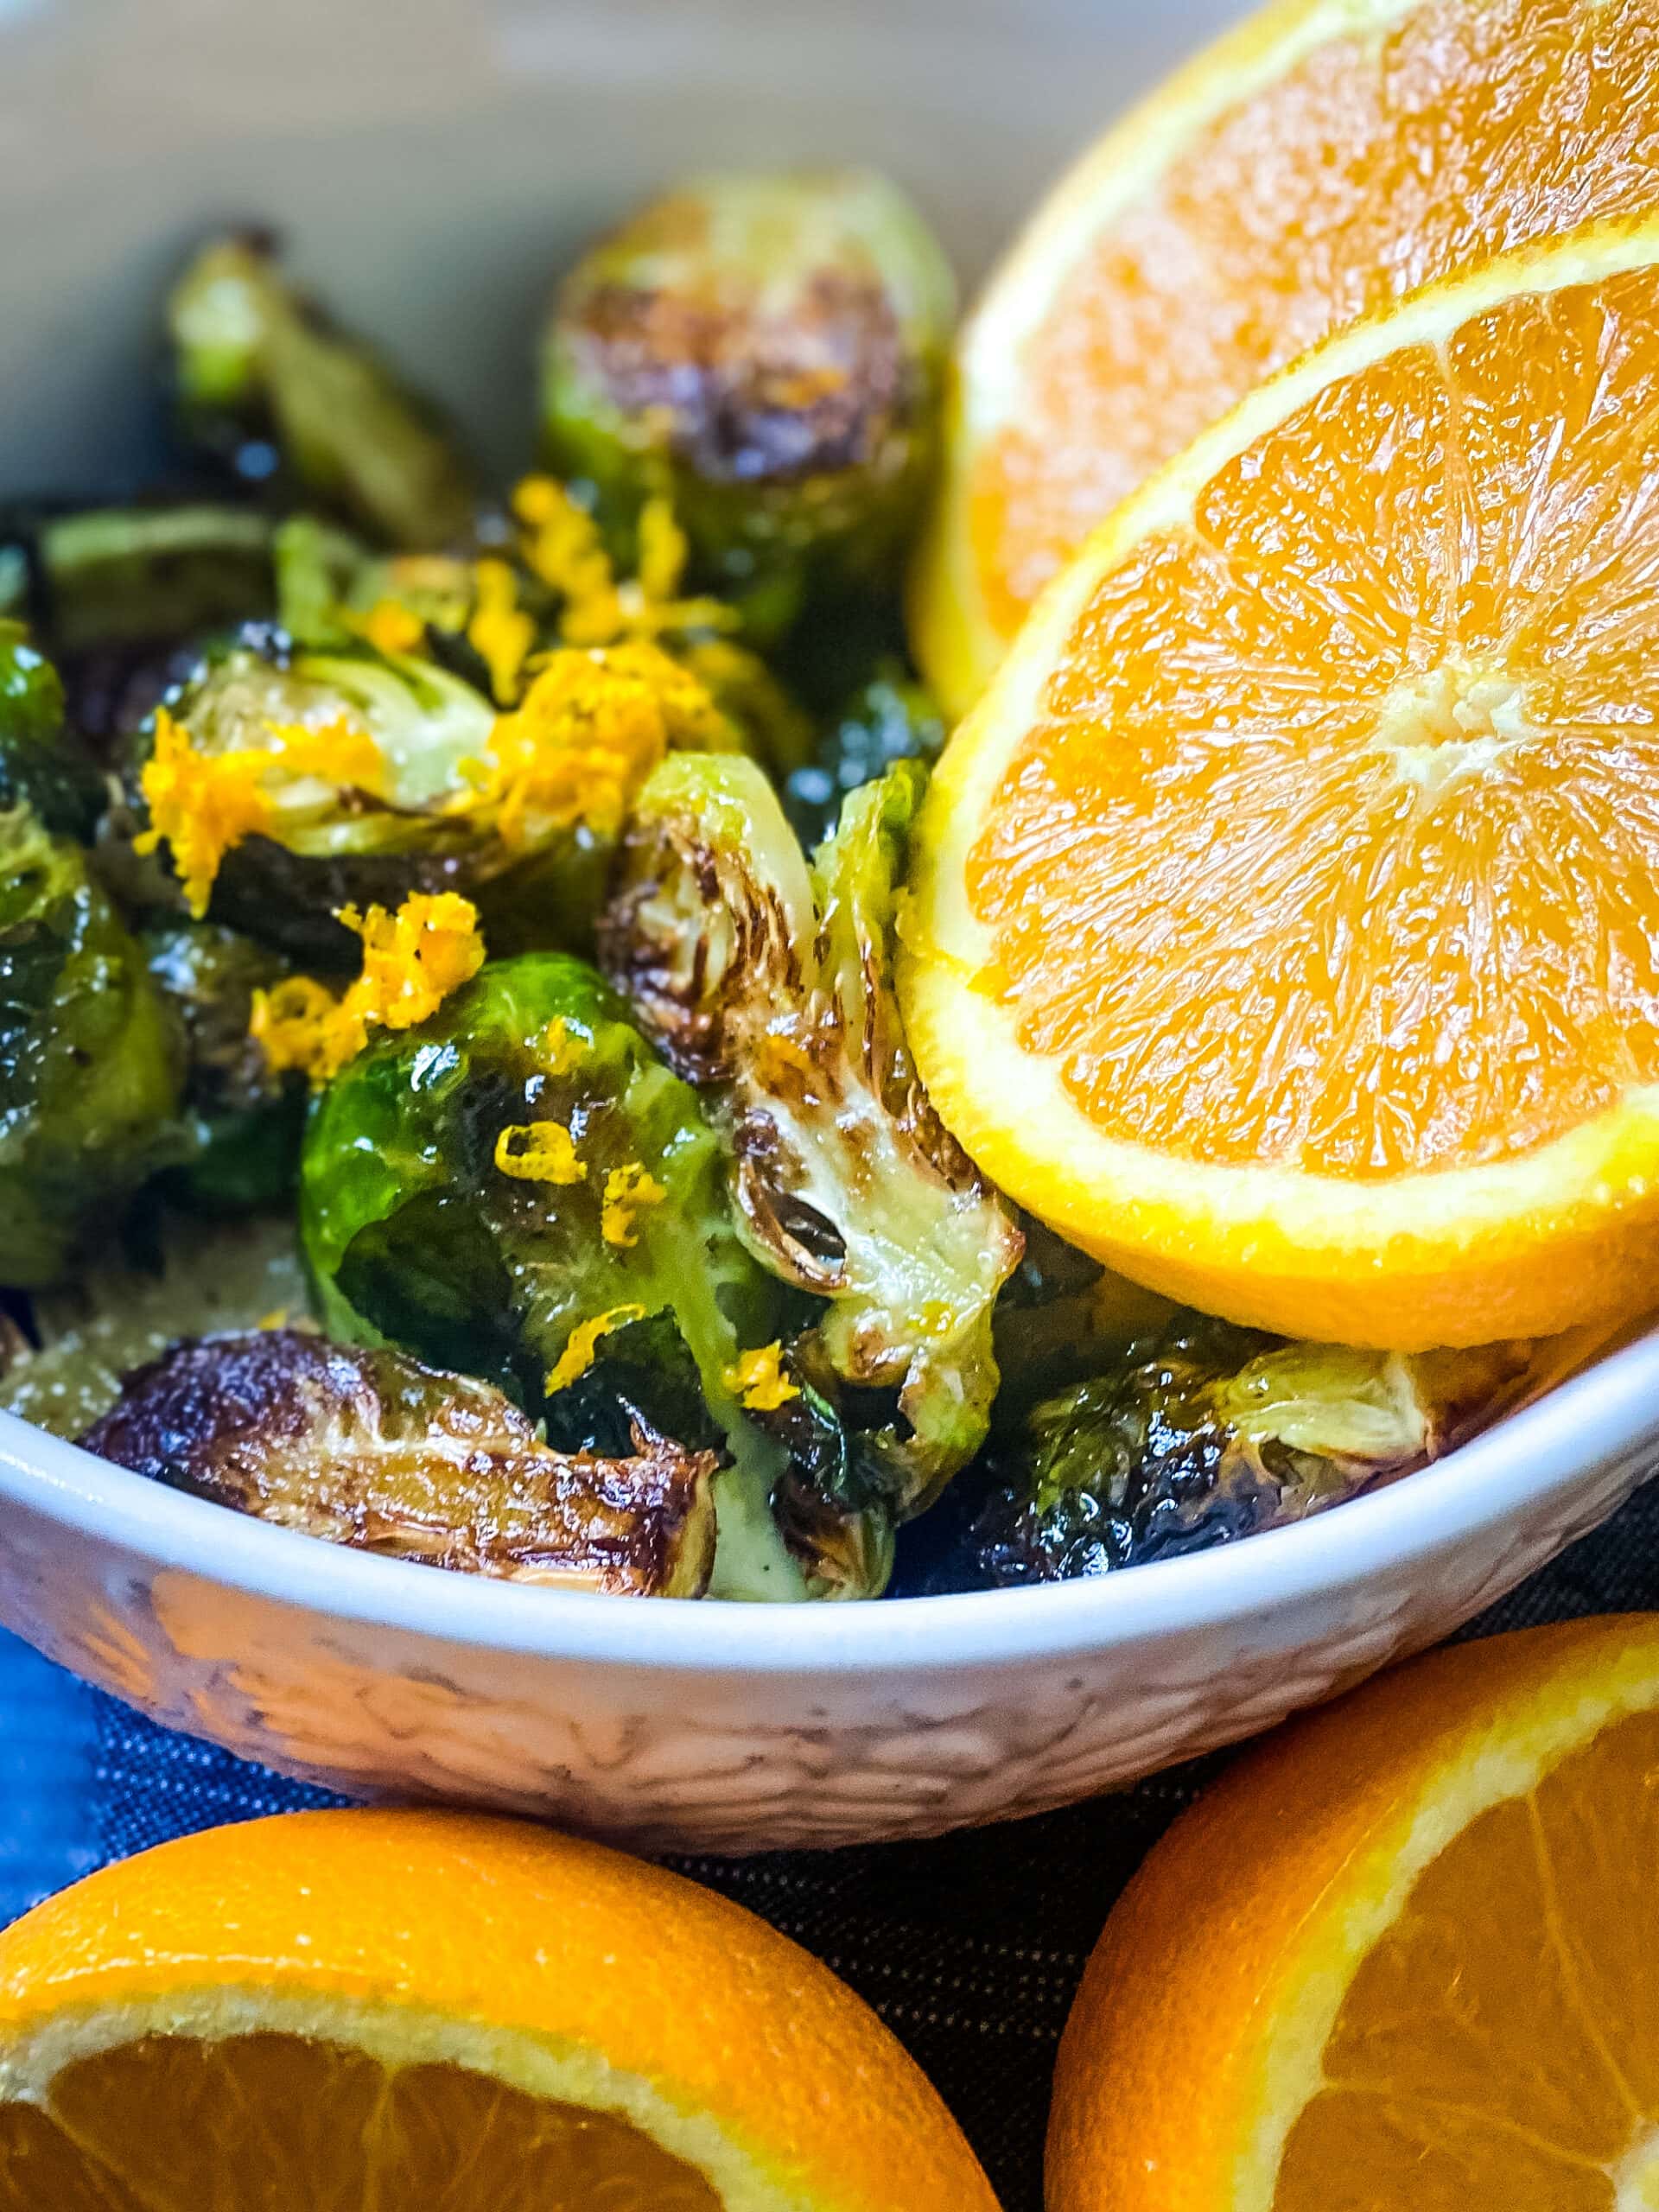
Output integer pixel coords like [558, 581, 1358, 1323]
[0, 623, 105, 840]
[143, 921, 303, 1211]
[783, 661, 946, 845]
[83, 1330, 718, 1597]
[543, 170, 956, 639]
[168, 233, 476, 550]
[299, 951, 804, 1600]
[32, 507, 277, 655]
[939, 1319, 1542, 1588]
[602, 753, 1023, 1591]
[0, 809, 185, 1285]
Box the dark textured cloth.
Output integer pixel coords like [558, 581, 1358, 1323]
[67, 1476, 1659, 2211]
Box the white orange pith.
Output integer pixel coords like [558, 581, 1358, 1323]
[911, 0, 1659, 717]
[900, 223, 1659, 1348]
[0, 1808, 996, 2212]
[1046, 1614, 1659, 2212]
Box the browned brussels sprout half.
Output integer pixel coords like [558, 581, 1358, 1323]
[602, 753, 1023, 1592]
[543, 170, 956, 639]
[82, 1330, 719, 1597]
[299, 951, 806, 1600]
[168, 232, 476, 550]
[934, 1319, 1544, 1589]
[0, 809, 185, 1286]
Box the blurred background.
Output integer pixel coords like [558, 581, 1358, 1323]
[0, 0, 1239, 490]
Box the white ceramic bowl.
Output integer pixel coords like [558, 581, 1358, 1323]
[2, 0, 1657, 1853]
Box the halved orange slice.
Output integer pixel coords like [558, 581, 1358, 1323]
[901, 220, 1659, 1349]
[0, 1808, 995, 2209]
[1047, 1613, 1659, 2211]
[912, 0, 1659, 718]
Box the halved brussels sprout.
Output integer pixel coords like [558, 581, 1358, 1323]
[83, 1330, 718, 1597]
[299, 950, 805, 1600]
[543, 169, 957, 639]
[0, 620, 105, 839]
[0, 808, 185, 1286]
[168, 233, 476, 549]
[602, 753, 1023, 1591]
[931, 1318, 1544, 1588]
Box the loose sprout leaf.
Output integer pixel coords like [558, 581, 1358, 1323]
[299, 950, 805, 1601]
[168, 233, 477, 550]
[602, 752, 1024, 1591]
[82, 1330, 718, 1598]
[0, 1210, 309, 1438]
[543, 169, 957, 640]
[0, 808, 186, 1287]
[0, 621, 105, 840]
[939, 1317, 1545, 1588]
[36, 507, 279, 655]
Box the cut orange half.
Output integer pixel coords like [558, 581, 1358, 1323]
[900, 220, 1659, 1349]
[0, 1808, 995, 2211]
[912, 0, 1659, 718]
[1047, 1613, 1659, 2212]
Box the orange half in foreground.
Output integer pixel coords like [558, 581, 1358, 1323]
[902, 220, 1659, 1349]
[0, 1808, 995, 2211]
[912, 0, 1659, 715]
[1047, 1613, 1659, 2212]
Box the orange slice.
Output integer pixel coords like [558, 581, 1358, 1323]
[1046, 1613, 1659, 2212]
[900, 221, 1659, 1349]
[912, 0, 1659, 718]
[0, 1808, 995, 2210]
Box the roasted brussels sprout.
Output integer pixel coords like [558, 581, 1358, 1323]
[143, 921, 303, 1211]
[602, 753, 1023, 1590]
[0, 1210, 309, 1439]
[299, 950, 805, 1599]
[543, 170, 956, 639]
[28, 506, 277, 655]
[0, 621, 105, 839]
[83, 1330, 718, 1597]
[929, 1319, 1542, 1589]
[168, 232, 476, 549]
[0, 808, 184, 1286]
[129, 625, 731, 961]
[783, 659, 946, 843]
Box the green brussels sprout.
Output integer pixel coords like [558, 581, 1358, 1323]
[928, 1318, 1543, 1589]
[543, 169, 957, 639]
[143, 921, 304, 1211]
[602, 753, 1024, 1592]
[0, 1210, 308, 1438]
[0, 621, 105, 839]
[0, 808, 185, 1286]
[168, 232, 476, 550]
[783, 659, 946, 843]
[299, 950, 805, 1600]
[83, 1329, 719, 1597]
[131, 638, 610, 963]
[31, 506, 278, 655]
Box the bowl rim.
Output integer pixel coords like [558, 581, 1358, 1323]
[3, 1323, 1656, 1676]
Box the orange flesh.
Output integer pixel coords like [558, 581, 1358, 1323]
[970, 0, 1659, 639]
[0, 2036, 721, 2210]
[1272, 1704, 1659, 2207]
[967, 262, 1659, 1179]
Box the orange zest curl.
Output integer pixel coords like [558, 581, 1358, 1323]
[251, 892, 484, 1090]
[537, 1018, 582, 1077]
[468, 557, 537, 706]
[722, 1341, 801, 1412]
[136, 707, 275, 918]
[510, 476, 735, 645]
[264, 715, 385, 793]
[455, 640, 727, 851]
[601, 1161, 668, 1248]
[359, 599, 427, 658]
[544, 1303, 648, 1394]
[494, 1121, 588, 1185]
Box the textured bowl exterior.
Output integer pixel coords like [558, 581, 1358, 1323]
[2, 0, 1658, 1851]
[4, 1332, 1658, 1852]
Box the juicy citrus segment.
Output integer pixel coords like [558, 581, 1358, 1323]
[902, 223, 1659, 1346]
[913, 0, 1659, 715]
[1046, 1616, 1659, 2212]
[0, 2035, 719, 2210]
[0, 1810, 997, 2212]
